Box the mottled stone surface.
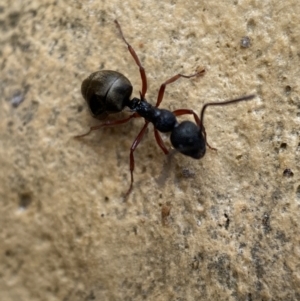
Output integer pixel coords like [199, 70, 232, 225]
[1, 1, 299, 300]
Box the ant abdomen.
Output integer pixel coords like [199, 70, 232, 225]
[81, 70, 132, 119]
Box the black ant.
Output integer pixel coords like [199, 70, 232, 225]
[76, 20, 255, 200]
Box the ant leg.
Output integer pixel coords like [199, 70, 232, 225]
[114, 20, 147, 98]
[173, 109, 200, 125]
[155, 69, 205, 108]
[124, 121, 150, 200]
[173, 109, 216, 151]
[74, 113, 140, 139]
[154, 129, 169, 155]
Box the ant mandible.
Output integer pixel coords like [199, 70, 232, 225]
[76, 20, 255, 200]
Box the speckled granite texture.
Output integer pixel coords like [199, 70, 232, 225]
[1, 1, 300, 300]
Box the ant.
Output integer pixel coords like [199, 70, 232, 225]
[76, 20, 255, 200]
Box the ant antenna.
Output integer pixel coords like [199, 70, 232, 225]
[199, 94, 256, 128]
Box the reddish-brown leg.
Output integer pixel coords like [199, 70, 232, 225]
[173, 109, 216, 151]
[74, 113, 140, 139]
[124, 121, 150, 200]
[154, 129, 169, 155]
[173, 109, 200, 125]
[155, 69, 205, 108]
[114, 20, 147, 99]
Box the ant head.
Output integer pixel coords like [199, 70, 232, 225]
[170, 121, 206, 159]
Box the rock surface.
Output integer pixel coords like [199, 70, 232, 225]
[1, 1, 299, 300]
